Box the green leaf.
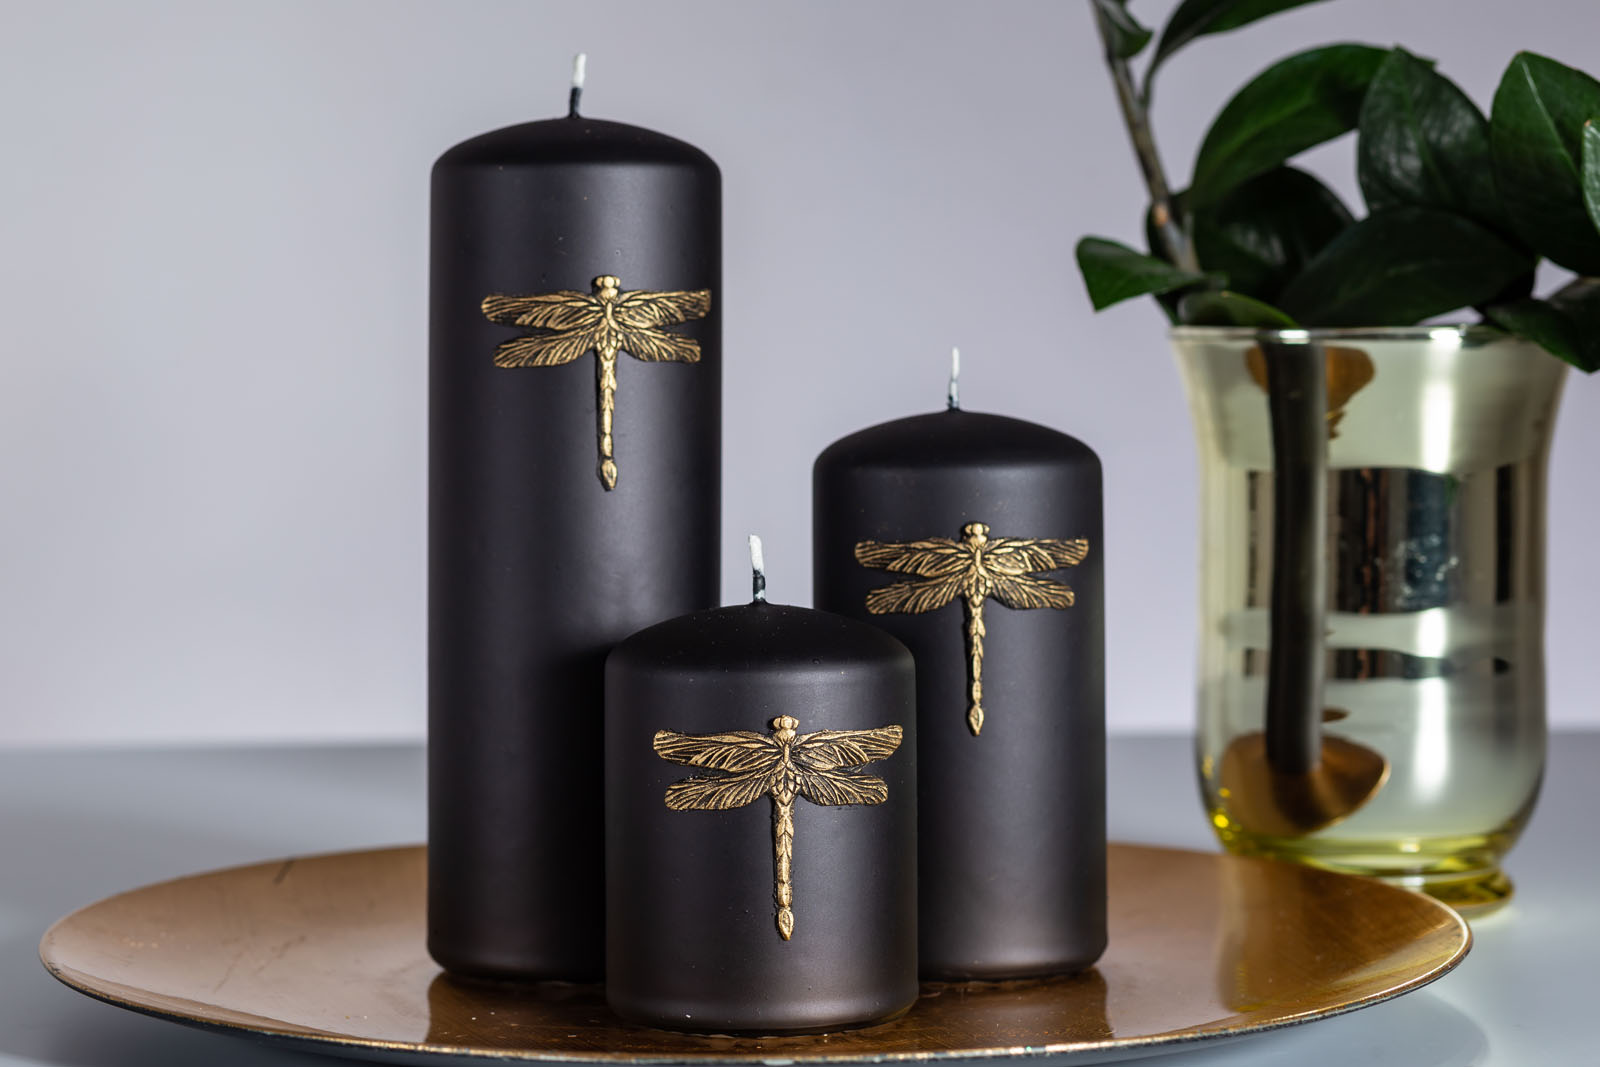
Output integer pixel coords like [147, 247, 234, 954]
[1192, 167, 1353, 303]
[1548, 278, 1600, 372]
[1277, 207, 1535, 327]
[1490, 52, 1600, 275]
[1076, 237, 1214, 311]
[1150, 0, 1332, 78]
[1483, 281, 1600, 372]
[1358, 48, 1502, 231]
[1191, 44, 1389, 205]
[1584, 119, 1600, 236]
[1092, 0, 1152, 60]
[1482, 268, 1539, 314]
[1482, 298, 1599, 372]
[1178, 290, 1300, 327]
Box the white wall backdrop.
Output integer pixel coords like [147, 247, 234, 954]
[2, 0, 1596, 745]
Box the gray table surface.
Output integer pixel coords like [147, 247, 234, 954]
[1, 733, 1594, 1066]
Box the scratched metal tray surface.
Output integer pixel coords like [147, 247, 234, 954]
[39, 843, 1469, 1065]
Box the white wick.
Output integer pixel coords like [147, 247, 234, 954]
[947, 346, 961, 410]
[567, 54, 588, 117]
[749, 534, 767, 603]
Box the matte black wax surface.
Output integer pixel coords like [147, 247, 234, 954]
[813, 410, 1106, 980]
[605, 602, 918, 1033]
[429, 115, 720, 981]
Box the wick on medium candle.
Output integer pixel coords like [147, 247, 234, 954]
[947, 347, 961, 411]
[568, 53, 587, 118]
[749, 534, 768, 603]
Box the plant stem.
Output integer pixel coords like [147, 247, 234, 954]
[1261, 339, 1328, 776]
[1090, 3, 1198, 273]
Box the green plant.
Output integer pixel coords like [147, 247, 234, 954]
[1077, 0, 1600, 371]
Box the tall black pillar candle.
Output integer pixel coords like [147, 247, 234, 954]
[429, 68, 720, 981]
[813, 370, 1105, 980]
[605, 540, 917, 1033]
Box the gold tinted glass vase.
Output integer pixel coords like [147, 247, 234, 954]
[1174, 326, 1565, 910]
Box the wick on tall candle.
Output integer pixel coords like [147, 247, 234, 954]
[569, 53, 588, 118]
[749, 534, 768, 603]
[947, 347, 961, 411]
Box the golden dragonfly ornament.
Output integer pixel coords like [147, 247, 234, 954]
[481, 275, 711, 490]
[857, 522, 1089, 736]
[654, 715, 903, 941]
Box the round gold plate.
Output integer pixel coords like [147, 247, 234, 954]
[39, 844, 1469, 1064]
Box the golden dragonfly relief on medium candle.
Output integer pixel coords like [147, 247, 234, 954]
[856, 523, 1088, 737]
[853, 350, 1093, 738]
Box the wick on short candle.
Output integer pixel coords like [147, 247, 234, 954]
[947, 347, 961, 411]
[749, 534, 768, 603]
[568, 53, 587, 118]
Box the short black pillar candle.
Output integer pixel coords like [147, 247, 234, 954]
[605, 544, 917, 1033]
[813, 385, 1106, 981]
[428, 66, 720, 982]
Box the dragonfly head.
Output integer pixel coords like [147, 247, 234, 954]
[771, 715, 800, 741]
[962, 521, 991, 545]
[592, 275, 621, 299]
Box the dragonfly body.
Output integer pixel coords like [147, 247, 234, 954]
[481, 274, 711, 490]
[857, 522, 1089, 735]
[953, 529, 1004, 735]
[654, 715, 902, 941]
[595, 341, 620, 489]
[768, 718, 803, 939]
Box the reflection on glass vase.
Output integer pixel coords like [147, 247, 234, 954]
[1174, 326, 1565, 911]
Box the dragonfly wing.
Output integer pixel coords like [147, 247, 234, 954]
[793, 725, 904, 770]
[481, 292, 598, 330]
[664, 769, 772, 811]
[991, 574, 1076, 610]
[653, 730, 778, 772]
[864, 575, 963, 615]
[617, 327, 702, 363]
[983, 538, 1091, 575]
[798, 768, 889, 807]
[854, 538, 969, 576]
[492, 330, 595, 368]
[610, 288, 712, 329]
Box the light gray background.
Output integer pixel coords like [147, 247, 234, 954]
[2, 0, 1595, 745]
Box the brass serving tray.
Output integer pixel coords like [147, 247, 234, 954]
[39, 843, 1469, 1064]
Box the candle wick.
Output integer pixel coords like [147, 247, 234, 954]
[749, 534, 767, 603]
[947, 346, 961, 411]
[568, 52, 587, 118]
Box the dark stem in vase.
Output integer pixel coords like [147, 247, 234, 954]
[1262, 340, 1328, 775]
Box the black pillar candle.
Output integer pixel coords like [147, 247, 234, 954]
[429, 68, 720, 981]
[813, 375, 1105, 981]
[605, 541, 917, 1033]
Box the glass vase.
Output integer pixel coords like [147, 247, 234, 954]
[1173, 326, 1565, 910]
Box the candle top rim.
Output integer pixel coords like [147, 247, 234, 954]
[436, 117, 717, 171]
[816, 409, 1098, 471]
[608, 601, 911, 674]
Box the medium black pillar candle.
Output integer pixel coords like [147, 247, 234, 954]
[429, 68, 720, 981]
[813, 376, 1105, 981]
[605, 542, 917, 1033]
